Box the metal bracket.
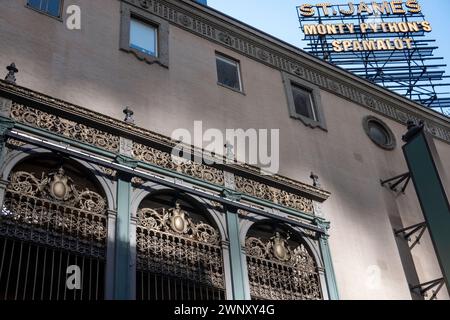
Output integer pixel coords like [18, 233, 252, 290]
[394, 222, 427, 249]
[380, 172, 411, 193]
[396, 223, 446, 299]
[410, 278, 445, 300]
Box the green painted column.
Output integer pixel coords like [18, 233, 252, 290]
[226, 207, 247, 300]
[319, 235, 340, 300]
[0, 116, 14, 166]
[114, 175, 132, 300]
[403, 130, 450, 293]
[0, 117, 14, 209]
[315, 219, 339, 300]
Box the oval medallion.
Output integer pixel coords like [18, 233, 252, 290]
[273, 244, 287, 261]
[173, 216, 185, 233]
[52, 181, 67, 199]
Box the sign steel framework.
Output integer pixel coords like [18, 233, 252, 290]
[297, 2, 450, 116]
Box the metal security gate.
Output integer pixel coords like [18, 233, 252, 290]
[136, 197, 226, 300]
[245, 229, 322, 300]
[0, 238, 104, 300]
[0, 165, 107, 300]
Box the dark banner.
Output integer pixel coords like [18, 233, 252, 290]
[403, 129, 450, 293]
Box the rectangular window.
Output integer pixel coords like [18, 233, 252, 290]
[120, 3, 168, 67]
[216, 54, 242, 92]
[282, 72, 326, 130]
[27, 0, 62, 17]
[130, 18, 158, 58]
[291, 84, 317, 121]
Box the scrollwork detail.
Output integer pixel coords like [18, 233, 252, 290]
[133, 142, 225, 186]
[11, 103, 120, 152]
[137, 203, 220, 245]
[8, 168, 106, 213]
[8, 171, 41, 196]
[235, 176, 314, 214]
[245, 231, 322, 300]
[136, 202, 225, 290]
[2, 168, 108, 246]
[78, 190, 106, 214]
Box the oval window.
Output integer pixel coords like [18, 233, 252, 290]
[363, 116, 396, 150]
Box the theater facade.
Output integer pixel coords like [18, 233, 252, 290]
[0, 0, 449, 300]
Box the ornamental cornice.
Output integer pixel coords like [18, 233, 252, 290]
[0, 80, 329, 210]
[123, 0, 450, 143]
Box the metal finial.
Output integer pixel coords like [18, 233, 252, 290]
[402, 120, 425, 143]
[406, 120, 416, 130]
[123, 106, 135, 124]
[224, 141, 235, 161]
[310, 172, 321, 188]
[5, 63, 18, 84]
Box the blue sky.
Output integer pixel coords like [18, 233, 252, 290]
[207, 0, 450, 81]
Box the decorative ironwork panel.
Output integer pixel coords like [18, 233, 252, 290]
[235, 176, 314, 214]
[5, 138, 26, 148]
[245, 232, 322, 300]
[4, 97, 329, 204]
[136, 203, 225, 300]
[0, 167, 108, 300]
[10, 103, 120, 152]
[133, 142, 225, 186]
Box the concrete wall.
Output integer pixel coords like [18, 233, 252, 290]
[1, 0, 448, 299]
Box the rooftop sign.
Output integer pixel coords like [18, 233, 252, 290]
[298, 1, 431, 52]
[297, 1, 450, 114]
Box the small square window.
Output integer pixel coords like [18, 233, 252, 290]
[282, 72, 326, 130]
[27, 0, 62, 18]
[130, 18, 158, 58]
[120, 3, 169, 67]
[216, 54, 242, 92]
[291, 84, 317, 121]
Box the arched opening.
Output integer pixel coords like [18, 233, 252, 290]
[0, 155, 108, 300]
[245, 221, 322, 300]
[136, 190, 225, 300]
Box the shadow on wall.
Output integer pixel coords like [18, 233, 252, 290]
[384, 190, 425, 301]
